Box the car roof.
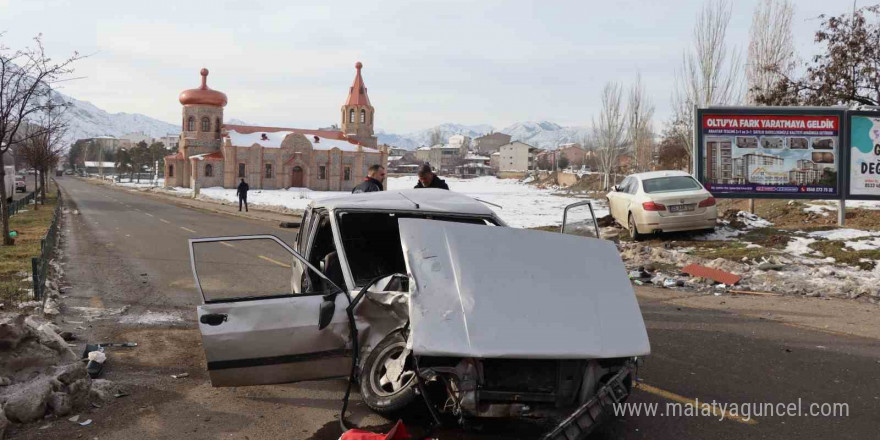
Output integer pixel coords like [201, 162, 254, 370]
[629, 170, 695, 180]
[309, 188, 497, 217]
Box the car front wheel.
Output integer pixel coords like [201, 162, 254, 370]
[359, 331, 418, 415]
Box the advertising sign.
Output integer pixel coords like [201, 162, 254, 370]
[696, 108, 843, 199]
[847, 113, 880, 199]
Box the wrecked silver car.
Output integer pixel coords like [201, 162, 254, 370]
[188, 189, 650, 438]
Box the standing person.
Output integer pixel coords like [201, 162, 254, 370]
[236, 178, 249, 212]
[414, 164, 449, 190]
[352, 164, 386, 193]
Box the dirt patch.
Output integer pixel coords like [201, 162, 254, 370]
[108, 328, 203, 369]
[808, 240, 880, 270]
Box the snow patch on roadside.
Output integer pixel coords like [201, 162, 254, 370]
[808, 228, 880, 241]
[846, 237, 880, 251]
[785, 237, 818, 257]
[118, 311, 182, 325]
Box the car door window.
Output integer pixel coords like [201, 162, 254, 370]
[189, 235, 343, 303]
[627, 178, 640, 195]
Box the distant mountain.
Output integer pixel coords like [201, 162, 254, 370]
[499, 121, 590, 149]
[378, 121, 589, 150]
[51, 91, 179, 147]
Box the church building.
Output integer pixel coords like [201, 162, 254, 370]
[164, 62, 387, 191]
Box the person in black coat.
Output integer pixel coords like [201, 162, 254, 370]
[236, 178, 249, 211]
[352, 164, 386, 193]
[414, 163, 449, 190]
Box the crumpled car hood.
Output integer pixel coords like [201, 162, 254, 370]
[398, 218, 650, 359]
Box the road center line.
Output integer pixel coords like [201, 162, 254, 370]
[635, 383, 758, 425]
[145, 213, 154, 217]
[180, 227, 197, 233]
[258, 255, 291, 268]
[220, 241, 235, 248]
[159, 218, 171, 224]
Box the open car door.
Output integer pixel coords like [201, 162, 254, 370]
[189, 234, 351, 387]
[561, 200, 601, 239]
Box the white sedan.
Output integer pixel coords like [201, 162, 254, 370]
[607, 170, 717, 240]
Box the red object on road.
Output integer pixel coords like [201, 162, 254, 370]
[681, 264, 741, 286]
[339, 420, 411, 440]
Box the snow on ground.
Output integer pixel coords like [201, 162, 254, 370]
[116, 177, 164, 188]
[193, 176, 602, 228]
[803, 204, 834, 216]
[118, 311, 183, 325]
[808, 228, 880, 241]
[784, 237, 818, 257]
[846, 237, 880, 251]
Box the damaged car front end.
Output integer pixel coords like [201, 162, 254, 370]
[188, 190, 649, 439]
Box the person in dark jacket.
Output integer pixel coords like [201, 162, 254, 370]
[236, 178, 249, 212]
[352, 164, 386, 193]
[414, 164, 449, 190]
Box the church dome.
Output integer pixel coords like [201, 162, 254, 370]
[179, 68, 227, 107]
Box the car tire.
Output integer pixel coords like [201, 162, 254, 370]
[628, 213, 644, 241]
[359, 331, 419, 415]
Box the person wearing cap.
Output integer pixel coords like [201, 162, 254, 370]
[414, 164, 449, 190]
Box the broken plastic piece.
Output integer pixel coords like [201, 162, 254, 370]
[681, 264, 741, 286]
[79, 419, 92, 426]
[339, 420, 411, 440]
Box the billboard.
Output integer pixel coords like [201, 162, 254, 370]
[847, 112, 880, 200]
[696, 108, 844, 199]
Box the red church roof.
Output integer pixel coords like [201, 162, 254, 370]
[344, 61, 371, 107]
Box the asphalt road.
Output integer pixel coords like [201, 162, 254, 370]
[16, 176, 880, 440]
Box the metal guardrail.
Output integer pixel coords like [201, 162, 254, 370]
[7, 191, 36, 217]
[31, 186, 63, 301]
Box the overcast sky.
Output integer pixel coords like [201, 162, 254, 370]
[0, 0, 860, 134]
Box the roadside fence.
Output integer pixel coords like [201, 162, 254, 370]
[7, 191, 36, 217]
[31, 186, 63, 301]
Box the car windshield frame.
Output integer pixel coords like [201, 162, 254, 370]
[642, 176, 702, 194]
[334, 209, 500, 288]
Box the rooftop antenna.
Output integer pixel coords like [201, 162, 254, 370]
[474, 198, 502, 209]
[398, 192, 419, 209]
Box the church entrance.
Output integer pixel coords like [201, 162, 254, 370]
[291, 166, 304, 187]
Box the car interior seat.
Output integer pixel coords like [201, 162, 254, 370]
[321, 251, 345, 292]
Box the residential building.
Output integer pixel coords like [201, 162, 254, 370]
[498, 141, 537, 174]
[455, 153, 493, 176]
[164, 63, 387, 191]
[473, 132, 512, 155]
[704, 138, 733, 184]
[120, 132, 152, 145]
[415, 146, 431, 163]
[739, 152, 786, 185]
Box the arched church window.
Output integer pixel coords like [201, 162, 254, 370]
[360, 110, 366, 123]
[168, 164, 174, 177]
[186, 117, 195, 131]
[201, 117, 210, 132]
[204, 164, 213, 177]
[349, 109, 355, 123]
[215, 118, 221, 133]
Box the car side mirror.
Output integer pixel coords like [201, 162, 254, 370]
[318, 296, 335, 330]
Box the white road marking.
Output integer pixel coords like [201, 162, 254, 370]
[180, 227, 197, 233]
[159, 218, 171, 224]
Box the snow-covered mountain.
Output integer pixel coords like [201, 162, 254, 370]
[52, 91, 179, 147]
[379, 121, 589, 150]
[499, 121, 590, 149]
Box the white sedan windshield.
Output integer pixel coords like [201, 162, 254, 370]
[642, 176, 701, 193]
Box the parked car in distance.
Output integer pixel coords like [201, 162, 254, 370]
[607, 170, 717, 240]
[14, 176, 26, 193]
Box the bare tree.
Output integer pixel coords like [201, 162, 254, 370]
[0, 34, 81, 245]
[627, 72, 655, 172]
[593, 82, 628, 190]
[672, 0, 743, 171]
[746, 0, 795, 104]
[428, 128, 446, 146]
[21, 102, 68, 207]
